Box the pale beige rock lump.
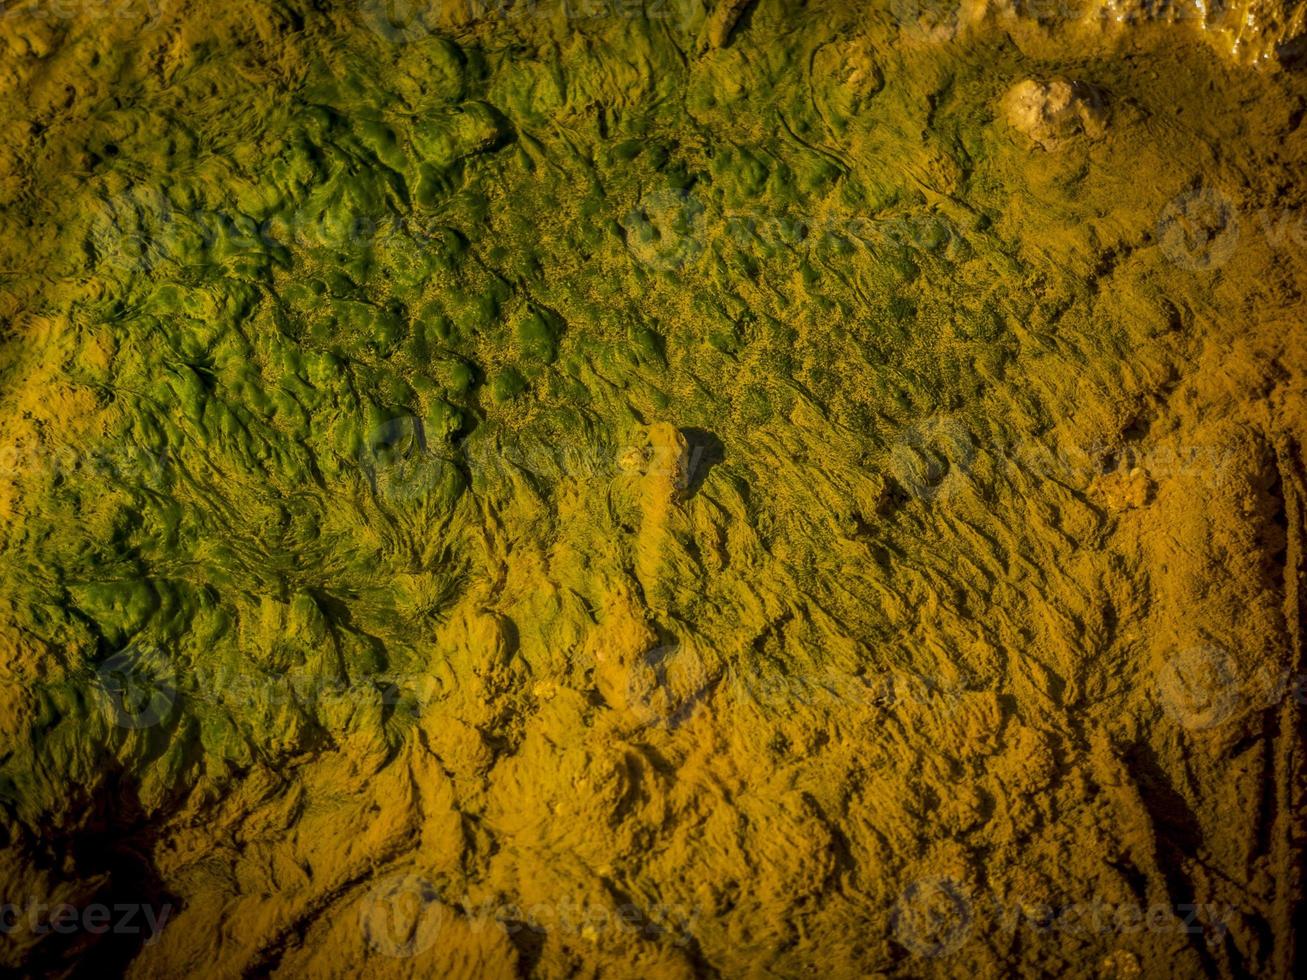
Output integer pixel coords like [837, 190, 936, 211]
[1002, 77, 1107, 150]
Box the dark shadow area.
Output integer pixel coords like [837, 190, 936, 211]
[502, 919, 546, 976]
[1123, 742, 1230, 977]
[681, 427, 724, 498]
[15, 766, 179, 979]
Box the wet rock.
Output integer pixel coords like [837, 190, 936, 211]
[1002, 77, 1107, 150]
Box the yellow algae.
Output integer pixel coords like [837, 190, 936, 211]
[0, 1, 1305, 978]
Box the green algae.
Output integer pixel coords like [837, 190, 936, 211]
[0, 1, 1305, 977]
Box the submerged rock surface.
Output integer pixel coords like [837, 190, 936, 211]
[0, 1, 1305, 976]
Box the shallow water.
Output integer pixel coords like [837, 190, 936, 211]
[1, 2, 1305, 976]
